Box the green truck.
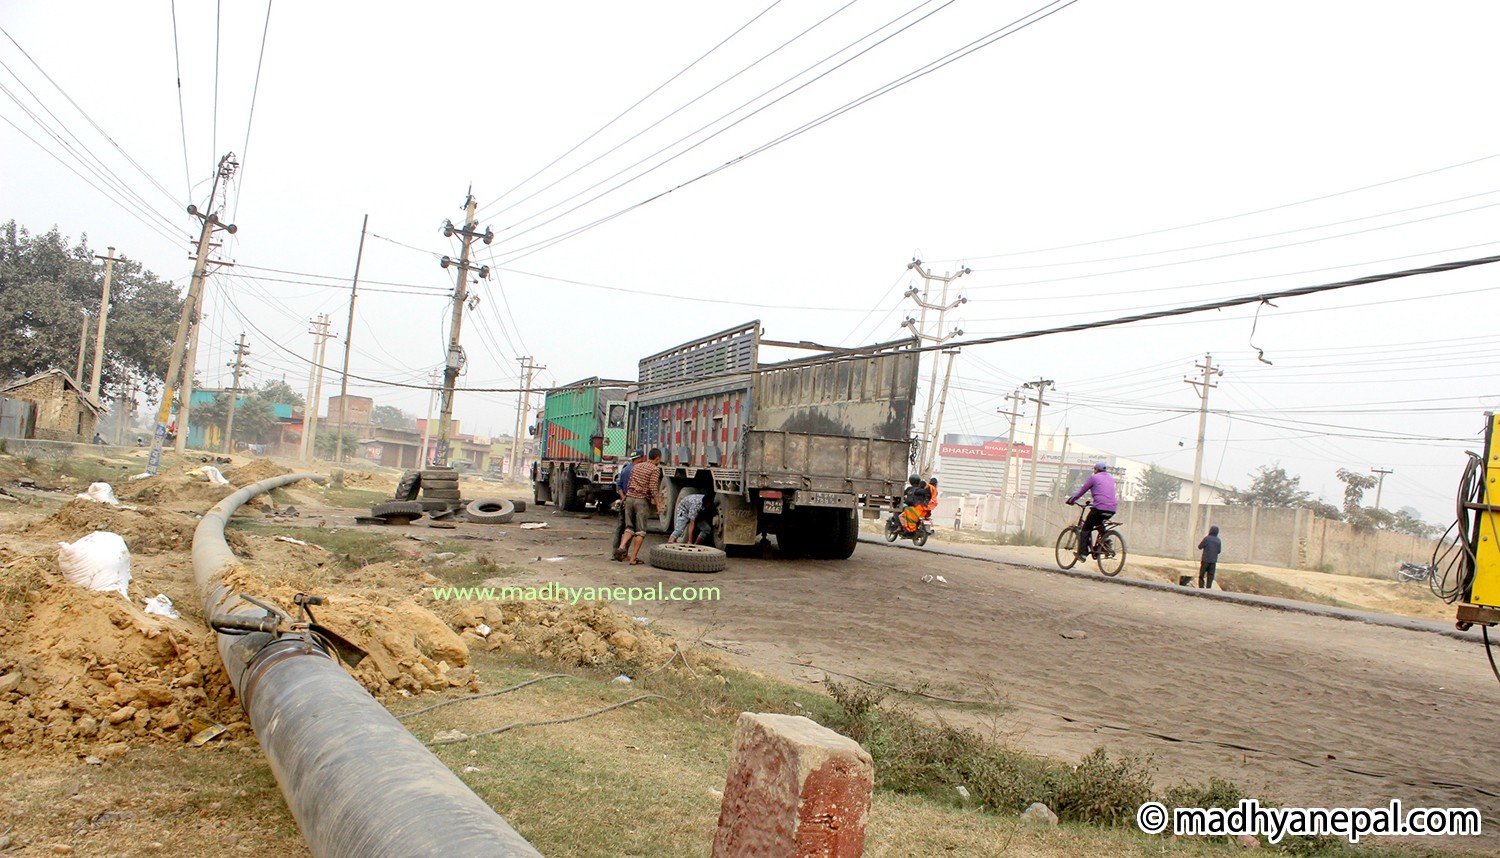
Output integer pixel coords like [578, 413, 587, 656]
[531, 377, 632, 511]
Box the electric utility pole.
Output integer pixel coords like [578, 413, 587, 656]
[1185, 353, 1223, 555]
[434, 191, 493, 468]
[88, 246, 116, 402]
[902, 259, 968, 471]
[175, 245, 233, 455]
[420, 369, 439, 466]
[927, 349, 960, 475]
[75, 310, 89, 382]
[997, 389, 1024, 534]
[510, 356, 544, 481]
[333, 215, 369, 465]
[147, 153, 238, 476]
[1371, 466, 1394, 512]
[298, 314, 335, 462]
[222, 333, 249, 453]
[1021, 378, 1054, 534]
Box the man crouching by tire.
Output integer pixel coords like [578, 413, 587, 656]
[614, 447, 661, 565]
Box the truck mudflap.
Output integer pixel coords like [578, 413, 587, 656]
[720, 492, 758, 546]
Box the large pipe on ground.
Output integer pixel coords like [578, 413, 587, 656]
[194, 474, 542, 857]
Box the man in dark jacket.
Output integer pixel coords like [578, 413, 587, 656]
[1198, 525, 1222, 589]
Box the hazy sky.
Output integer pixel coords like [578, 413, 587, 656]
[5, 1, 1499, 522]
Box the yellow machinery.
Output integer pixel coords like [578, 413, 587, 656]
[1455, 413, 1500, 638]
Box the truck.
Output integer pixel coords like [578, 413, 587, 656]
[531, 377, 633, 511]
[632, 321, 920, 559]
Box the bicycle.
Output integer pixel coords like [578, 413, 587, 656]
[1395, 561, 1436, 585]
[1055, 501, 1127, 576]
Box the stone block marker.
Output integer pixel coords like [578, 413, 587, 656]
[712, 712, 874, 858]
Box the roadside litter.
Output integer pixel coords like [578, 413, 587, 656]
[142, 594, 180, 619]
[74, 482, 120, 505]
[189, 465, 230, 485]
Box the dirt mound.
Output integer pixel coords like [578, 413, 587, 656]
[439, 597, 680, 671]
[338, 469, 388, 488]
[0, 558, 242, 754]
[226, 459, 292, 487]
[118, 470, 237, 507]
[24, 498, 196, 555]
[217, 557, 479, 698]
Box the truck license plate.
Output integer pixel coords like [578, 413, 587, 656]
[805, 491, 856, 508]
[762, 499, 782, 514]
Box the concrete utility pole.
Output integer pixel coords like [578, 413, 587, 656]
[510, 357, 544, 481]
[901, 259, 968, 471]
[89, 246, 116, 402]
[1021, 378, 1054, 534]
[298, 314, 335, 462]
[75, 310, 89, 382]
[434, 192, 493, 467]
[1371, 466, 1394, 512]
[927, 349, 960, 475]
[1185, 353, 1223, 555]
[997, 389, 1024, 535]
[147, 153, 237, 476]
[420, 369, 439, 467]
[333, 215, 369, 465]
[176, 235, 235, 455]
[221, 333, 249, 454]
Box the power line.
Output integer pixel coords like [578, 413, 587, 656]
[234, 0, 274, 223]
[481, 0, 792, 215]
[937, 150, 1500, 263]
[169, 0, 193, 203]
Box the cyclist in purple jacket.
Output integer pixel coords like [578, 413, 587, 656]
[1066, 462, 1118, 558]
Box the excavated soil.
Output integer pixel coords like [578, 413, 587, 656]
[439, 598, 680, 671]
[224, 458, 292, 486]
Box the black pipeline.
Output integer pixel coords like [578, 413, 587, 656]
[193, 473, 542, 858]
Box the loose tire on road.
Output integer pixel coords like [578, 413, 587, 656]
[421, 468, 458, 481]
[1096, 531, 1127, 577]
[1055, 526, 1081, 570]
[465, 497, 515, 524]
[422, 488, 462, 501]
[371, 500, 424, 525]
[394, 471, 421, 501]
[648, 543, 727, 573]
[508, 499, 527, 512]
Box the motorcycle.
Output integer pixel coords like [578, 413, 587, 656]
[885, 510, 933, 547]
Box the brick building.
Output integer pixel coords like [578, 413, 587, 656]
[0, 369, 105, 442]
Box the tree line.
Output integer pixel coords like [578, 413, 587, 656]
[1135, 461, 1435, 538]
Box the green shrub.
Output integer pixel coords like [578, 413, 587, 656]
[1052, 748, 1155, 826]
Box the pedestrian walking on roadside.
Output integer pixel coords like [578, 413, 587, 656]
[1198, 525, 1222, 589]
[615, 447, 662, 565]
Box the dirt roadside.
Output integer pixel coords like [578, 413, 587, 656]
[489, 509, 1500, 842]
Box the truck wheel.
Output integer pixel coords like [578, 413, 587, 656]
[822, 509, 859, 560]
[648, 543, 726, 573]
[394, 471, 421, 501]
[465, 498, 514, 524]
[553, 468, 584, 512]
[371, 500, 424, 525]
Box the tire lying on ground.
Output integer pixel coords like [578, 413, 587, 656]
[648, 543, 727, 573]
[422, 488, 462, 501]
[508, 499, 527, 513]
[465, 497, 515, 524]
[370, 500, 425, 524]
[394, 471, 421, 501]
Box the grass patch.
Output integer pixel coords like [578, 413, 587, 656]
[314, 485, 391, 509]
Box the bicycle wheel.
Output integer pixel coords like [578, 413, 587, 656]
[1055, 527, 1081, 569]
[1096, 531, 1126, 577]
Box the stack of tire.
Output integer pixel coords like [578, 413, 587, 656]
[420, 468, 461, 505]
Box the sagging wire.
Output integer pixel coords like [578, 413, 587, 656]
[1248, 298, 1276, 365]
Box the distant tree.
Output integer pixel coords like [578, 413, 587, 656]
[1392, 506, 1437, 539]
[1136, 464, 1180, 503]
[1301, 499, 1343, 521]
[257, 379, 304, 407]
[315, 429, 360, 460]
[194, 390, 278, 447]
[1226, 464, 1310, 508]
[370, 404, 416, 430]
[0, 220, 183, 399]
[1335, 468, 1378, 519]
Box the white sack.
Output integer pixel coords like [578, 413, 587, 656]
[56, 531, 132, 598]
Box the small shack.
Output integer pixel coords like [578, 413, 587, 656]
[0, 369, 106, 442]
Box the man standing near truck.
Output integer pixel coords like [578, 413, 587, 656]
[611, 449, 645, 554]
[614, 447, 662, 565]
